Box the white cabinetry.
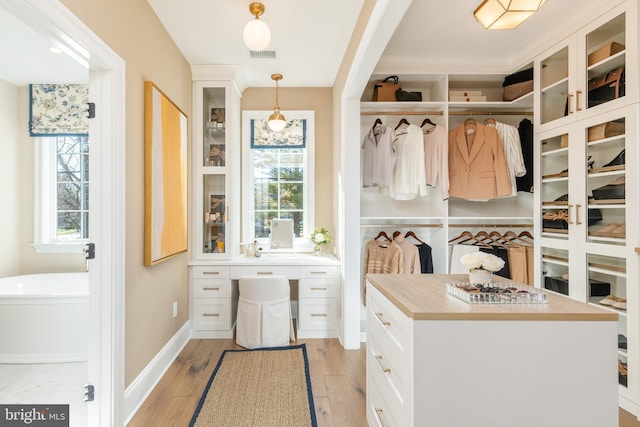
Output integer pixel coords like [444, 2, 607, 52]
[191, 80, 241, 260]
[535, 3, 636, 133]
[190, 266, 237, 338]
[366, 275, 619, 427]
[534, 1, 639, 414]
[297, 265, 340, 338]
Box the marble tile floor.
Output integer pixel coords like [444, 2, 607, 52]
[0, 362, 87, 427]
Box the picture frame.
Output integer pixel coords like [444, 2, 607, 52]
[144, 81, 188, 265]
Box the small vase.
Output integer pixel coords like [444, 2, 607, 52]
[469, 269, 492, 284]
[313, 244, 324, 257]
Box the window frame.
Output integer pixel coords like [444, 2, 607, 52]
[33, 136, 89, 253]
[241, 110, 315, 252]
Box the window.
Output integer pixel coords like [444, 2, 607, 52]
[242, 111, 315, 250]
[34, 135, 89, 252]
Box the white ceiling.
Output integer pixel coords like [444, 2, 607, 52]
[0, 0, 610, 88]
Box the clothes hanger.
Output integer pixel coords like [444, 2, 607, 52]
[392, 230, 402, 239]
[483, 117, 496, 126]
[375, 230, 391, 242]
[448, 230, 476, 244]
[372, 117, 382, 129]
[518, 230, 535, 240]
[463, 117, 477, 135]
[473, 231, 503, 248]
[405, 230, 424, 244]
[420, 117, 436, 128]
[395, 118, 410, 130]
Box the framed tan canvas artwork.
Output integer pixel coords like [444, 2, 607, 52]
[144, 81, 188, 265]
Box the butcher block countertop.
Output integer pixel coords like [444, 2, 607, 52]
[366, 274, 618, 322]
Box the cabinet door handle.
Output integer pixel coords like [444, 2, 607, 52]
[310, 271, 327, 275]
[203, 271, 220, 275]
[203, 287, 220, 291]
[567, 93, 574, 114]
[576, 90, 582, 111]
[374, 354, 391, 373]
[567, 204, 574, 224]
[374, 312, 391, 326]
[310, 287, 328, 291]
[575, 204, 582, 225]
[374, 408, 390, 427]
[256, 271, 273, 275]
[203, 313, 220, 317]
[311, 313, 327, 317]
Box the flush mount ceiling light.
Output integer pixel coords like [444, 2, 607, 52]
[474, 0, 546, 30]
[243, 2, 271, 51]
[268, 73, 286, 132]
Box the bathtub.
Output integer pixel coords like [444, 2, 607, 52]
[0, 272, 88, 363]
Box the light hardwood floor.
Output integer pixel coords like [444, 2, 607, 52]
[128, 338, 638, 426]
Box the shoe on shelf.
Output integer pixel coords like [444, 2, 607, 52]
[608, 175, 625, 185]
[598, 294, 624, 306]
[603, 149, 625, 167]
[591, 222, 622, 235]
[613, 300, 627, 310]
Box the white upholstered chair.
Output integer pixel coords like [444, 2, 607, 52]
[236, 275, 296, 349]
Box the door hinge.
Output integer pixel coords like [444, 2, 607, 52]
[87, 102, 96, 119]
[84, 384, 95, 402]
[84, 243, 96, 260]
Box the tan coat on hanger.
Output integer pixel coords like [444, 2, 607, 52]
[448, 121, 511, 200]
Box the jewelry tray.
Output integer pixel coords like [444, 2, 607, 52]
[446, 282, 548, 304]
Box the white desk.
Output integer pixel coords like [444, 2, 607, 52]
[188, 255, 341, 339]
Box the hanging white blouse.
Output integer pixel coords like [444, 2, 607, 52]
[361, 123, 396, 191]
[423, 124, 449, 200]
[389, 124, 428, 200]
[487, 121, 526, 197]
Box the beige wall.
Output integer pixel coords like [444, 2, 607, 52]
[241, 88, 334, 248]
[0, 80, 20, 277]
[60, 0, 193, 387]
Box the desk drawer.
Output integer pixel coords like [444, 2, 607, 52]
[299, 278, 339, 298]
[191, 265, 230, 279]
[230, 265, 299, 279]
[192, 299, 231, 331]
[368, 331, 408, 407]
[298, 298, 337, 331]
[299, 265, 340, 279]
[192, 278, 231, 298]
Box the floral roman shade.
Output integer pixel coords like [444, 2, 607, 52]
[250, 118, 306, 149]
[29, 84, 89, 136]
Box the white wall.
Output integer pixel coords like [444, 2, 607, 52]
[0, 80, 20, 277]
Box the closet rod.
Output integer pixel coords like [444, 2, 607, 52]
[449, 111, 533, 116]
[361, 111, 444, 116]
[361, 223, 444, 228]
[448, 223, 533, 228]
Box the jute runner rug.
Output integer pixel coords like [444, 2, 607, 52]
[189, 344, 317, 427]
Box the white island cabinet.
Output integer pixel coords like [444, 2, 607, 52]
[366, 274, 618, 427]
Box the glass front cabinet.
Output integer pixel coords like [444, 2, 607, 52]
[536, 3, 635, 133]
[192, 80, 240, 260]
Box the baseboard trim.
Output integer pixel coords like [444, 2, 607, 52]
[123, 321, 191, 425]
[619, 395, 640, 420]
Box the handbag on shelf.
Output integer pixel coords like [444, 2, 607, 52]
[372, 75, 400, 102]
[542, 210, 569, 230]
[395, 89, 422, 102]
[588, 67, 625, 107]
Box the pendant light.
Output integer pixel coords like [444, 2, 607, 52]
[268, 73, 286, 132]
[243, 2, 271, 51]
[474, 0, 546, 30]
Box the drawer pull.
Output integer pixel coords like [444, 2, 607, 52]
[374, 408, 390, 427]
[203, 271, 220, 275]
[203, 313, 220, 317]
[374, 312, 391, 326]
[310, 271, 327, 274]
[203, 287, 220, 291]
[257, 271, 273, 275]
[374, 354, 391, 373]
[311, 313, 327, 317]
[310, 287, 328, 291]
